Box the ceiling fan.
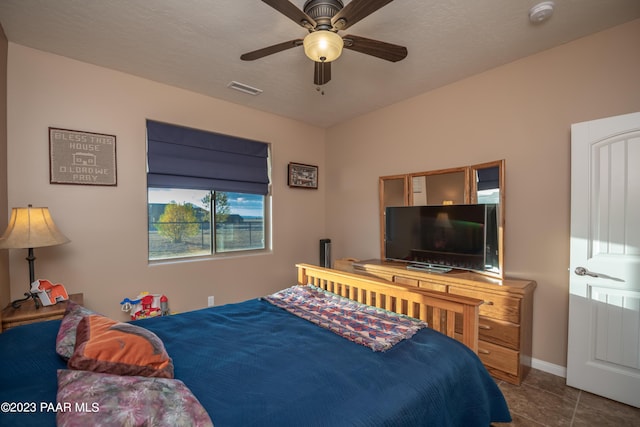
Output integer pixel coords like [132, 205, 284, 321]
[240, 0, 408, 86]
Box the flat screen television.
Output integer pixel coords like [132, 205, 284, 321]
[384, 204, 498, 273]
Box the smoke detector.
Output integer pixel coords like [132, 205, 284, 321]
[529, 1, 555, 24]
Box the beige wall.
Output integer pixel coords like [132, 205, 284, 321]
[0, 24, 9, 309]
[6, 44, 326, 320]
[5, 19, 639, 371]
[325, 19, 640, 370]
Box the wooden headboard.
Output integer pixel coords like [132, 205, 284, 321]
[296, 263, 482, 353]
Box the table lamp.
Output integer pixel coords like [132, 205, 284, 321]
[0, 205, 70, 309]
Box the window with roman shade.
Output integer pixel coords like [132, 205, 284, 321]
[146, 120, 270, 261]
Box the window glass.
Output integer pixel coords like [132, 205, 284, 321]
[148, 189, 211, 260]
[214, 192, 265, 253]
[148, 189, 266, 261]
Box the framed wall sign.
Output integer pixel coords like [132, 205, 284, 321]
[288, 162, 318, 189]
[49, 127, 117, 186]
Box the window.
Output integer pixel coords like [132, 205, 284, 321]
[148, 189, 266, 260]
[146, 121, 270, 261]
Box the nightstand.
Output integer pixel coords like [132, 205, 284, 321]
[1, 293, 84, 332]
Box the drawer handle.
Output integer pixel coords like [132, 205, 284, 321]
[479, 324, 492, 330]
[483, 300, 494, 306]
[478, 349, 491, 355]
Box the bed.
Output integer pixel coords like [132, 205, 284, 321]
[0, 264, 511, 426]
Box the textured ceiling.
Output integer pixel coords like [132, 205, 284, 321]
[1, 0, 639, 128]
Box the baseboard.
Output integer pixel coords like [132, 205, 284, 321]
[531, 358, 567, 378]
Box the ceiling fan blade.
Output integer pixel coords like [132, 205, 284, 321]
[342, 34, 407, 62]
[331, 0, 395, 31]
[240, 39, 303, 61]
[262, 0, 316, 29]
[314, 61, 331, 86]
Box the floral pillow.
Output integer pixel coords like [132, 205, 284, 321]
[67, 314, 174, 379]
[56, 301, 97, 360]
[56, 369, 213, 427]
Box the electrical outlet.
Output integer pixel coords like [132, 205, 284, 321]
[207, 296, 215, 307]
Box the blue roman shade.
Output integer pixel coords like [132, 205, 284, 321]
[476, 166, 500, 191]
[147, 120, 270, 195]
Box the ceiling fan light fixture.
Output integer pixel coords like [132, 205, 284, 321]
[303, 30, 343, 62]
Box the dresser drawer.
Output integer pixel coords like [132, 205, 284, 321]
[418, 280, 448, 292]
[448, 286, 520, 323]
[393, 276, 449, 292]
[393, 276, 419, 287]
[477, 340, 520, 377]
[478, 317, 520, 350]
[456, 315, 520, 350]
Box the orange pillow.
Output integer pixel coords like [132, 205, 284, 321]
[68, 314, 174, 378]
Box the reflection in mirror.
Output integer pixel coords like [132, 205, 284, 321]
[471, 160, 505, 277]
[379, 176, 408, 257]
[382, 177, 407, 207]
[475, 166, 500, 204]
[470, 160, 504, 206]
[411, 171, 466, 205]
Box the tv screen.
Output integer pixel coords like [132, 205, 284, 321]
[385, 204, 497, 272]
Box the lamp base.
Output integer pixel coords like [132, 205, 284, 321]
[11, 292, 41, 309]
[10, 246, 42, 309]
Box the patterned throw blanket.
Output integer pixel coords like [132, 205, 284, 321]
[263, 285, 427, 352]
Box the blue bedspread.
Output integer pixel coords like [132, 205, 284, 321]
[0, 298, 510, 426]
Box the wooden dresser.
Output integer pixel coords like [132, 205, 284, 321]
[339, 259, 536, 385]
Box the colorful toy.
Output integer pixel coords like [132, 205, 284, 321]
[120, 292, 169, 320]
[160, 295, 169, 316]
[30, 279, 69, 306]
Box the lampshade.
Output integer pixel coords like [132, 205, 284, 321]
[0, 205, 70, 249]
[303, 30, 343, 63]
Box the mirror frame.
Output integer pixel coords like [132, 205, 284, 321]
[379, 159, 505, 278]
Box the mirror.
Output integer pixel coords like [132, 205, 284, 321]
[470, 160, 505, 276]
[470, 161, 504, 205]
[410, 167, 468, 205]
[379, 159, 505, 278]
[381, 175, 408, 207]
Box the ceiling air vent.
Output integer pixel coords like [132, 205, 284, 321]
[227, 81, 263, 96]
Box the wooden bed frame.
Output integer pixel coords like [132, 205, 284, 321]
[297, 264, 482, 353]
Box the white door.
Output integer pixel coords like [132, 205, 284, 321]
[567, 112, 640, 408]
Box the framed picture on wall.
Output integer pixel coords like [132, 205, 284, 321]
[288, 162, 318, 189]
[49, 127, 117, 186]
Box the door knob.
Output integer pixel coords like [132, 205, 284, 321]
[574, 266, 599, 277]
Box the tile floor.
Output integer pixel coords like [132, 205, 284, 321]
[492, 369, 640, 426]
